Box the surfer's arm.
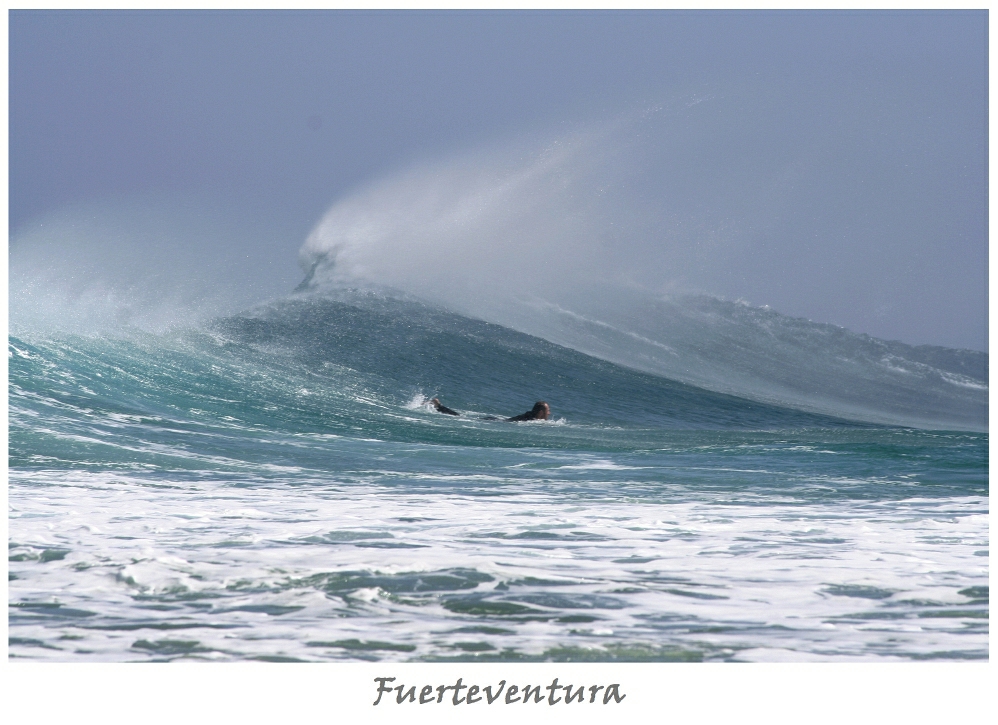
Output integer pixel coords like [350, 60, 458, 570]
[430, 398, 460, 416]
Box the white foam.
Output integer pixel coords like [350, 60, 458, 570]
[9, 469, 987, 662]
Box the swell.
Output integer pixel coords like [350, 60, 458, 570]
[9, 293, 871, 474]
[213, 293, 859, 431]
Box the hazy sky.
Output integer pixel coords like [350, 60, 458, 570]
[9, 10, 988, 350]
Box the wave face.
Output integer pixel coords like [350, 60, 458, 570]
[485, 289, 988, 432]
[9, 289, 988, 662]
[283, 281, 987, 433]
[214, 291, 870, 433]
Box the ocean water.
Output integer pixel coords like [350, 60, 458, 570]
[8, 290, 988, 662]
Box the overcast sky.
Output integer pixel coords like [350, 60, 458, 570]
[9, 10, 988, 350]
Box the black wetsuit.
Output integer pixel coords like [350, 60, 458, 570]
[506, 402, 549, 422]
[432, 399, 460, 416]
[506, 411, 538, 421]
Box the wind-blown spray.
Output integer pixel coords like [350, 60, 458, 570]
[297, 112, 987, 430]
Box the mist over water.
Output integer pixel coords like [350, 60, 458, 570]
[299, 103, 768, 313]
[11, 11, 987, 352]
[7, 99, 986, 432]
[298, 108, 987, 431]
[9, 195, 299, 337]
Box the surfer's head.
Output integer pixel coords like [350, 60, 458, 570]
[533, 401, 550, 420]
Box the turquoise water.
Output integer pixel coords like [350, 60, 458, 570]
[8, 292, 988, 661]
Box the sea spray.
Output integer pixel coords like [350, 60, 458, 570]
[295, 111, 986, 431]
[8, 195, 295, 338]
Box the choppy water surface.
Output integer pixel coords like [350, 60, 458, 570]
[8, 293, 988, 661]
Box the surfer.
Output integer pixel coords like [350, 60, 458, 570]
[506, 401, 551, 422]
[432, 398, 550, 421]
[429, 398, 460, 416]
